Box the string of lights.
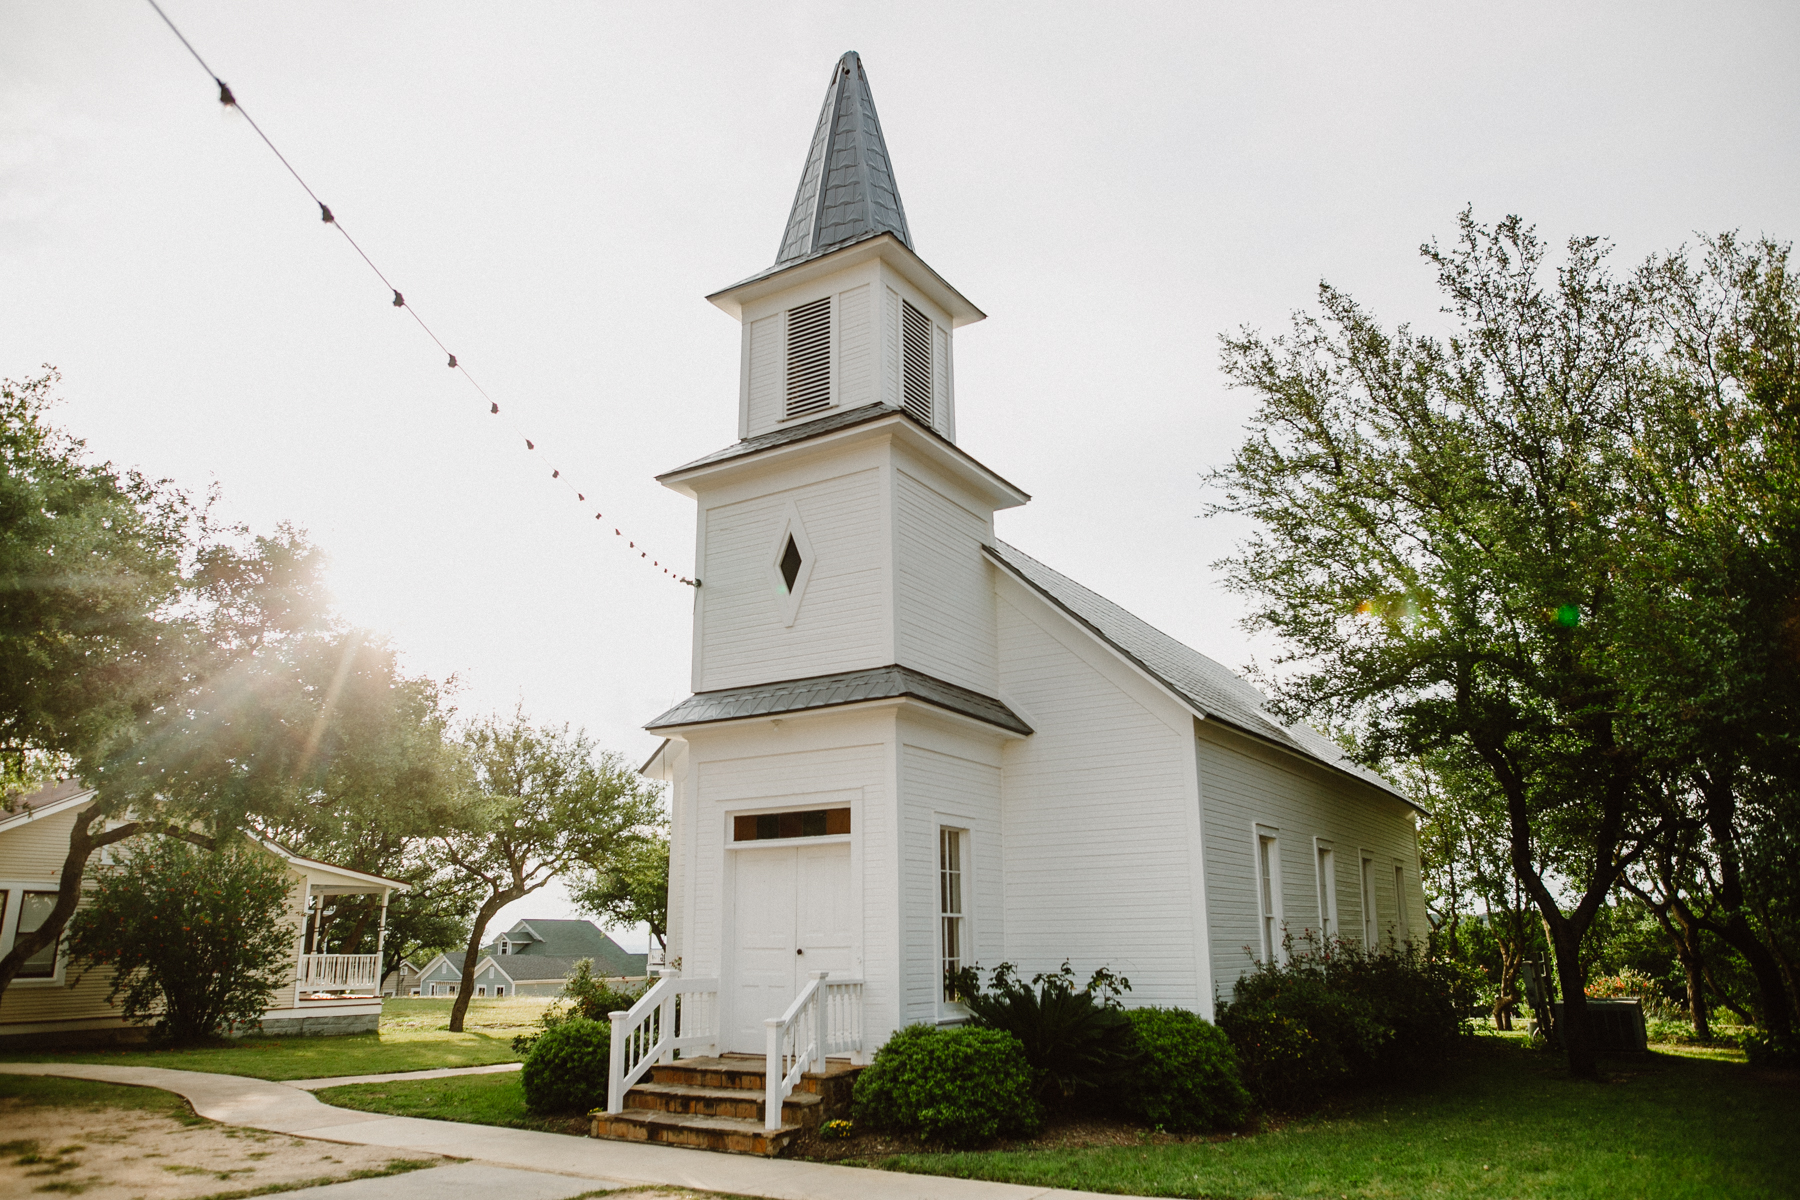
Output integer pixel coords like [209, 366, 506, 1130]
[143, 0, 698, 587]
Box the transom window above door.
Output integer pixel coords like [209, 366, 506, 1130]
[733, 808, 851, 842]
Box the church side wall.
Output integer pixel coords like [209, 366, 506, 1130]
[895, 712, 1005, 1026]
[1195, 721, 1423, 1004]
[993, 576, 1211, 1010]
[892, 461, 998, 696]
[697, 463, 888, 692]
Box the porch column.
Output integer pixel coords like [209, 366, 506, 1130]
[375, 888, 391, 996]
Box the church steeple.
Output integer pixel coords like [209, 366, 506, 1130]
[775, 52, 911, 266]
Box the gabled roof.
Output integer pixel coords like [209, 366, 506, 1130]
[492, 919, 645, 976]
[645, 664, 1032, 737]
[984, 541, 1408, 803]
[0, 780, 96, 836]
[775, 51, 910, 268]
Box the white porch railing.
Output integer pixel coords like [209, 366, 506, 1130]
[297, 953, 380, 993]
[764, 972, 864, 1130]
[605, 971, 720, 1114]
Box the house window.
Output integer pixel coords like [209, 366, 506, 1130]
[498, 940, 510, 955]
[1360, 855, 1378, 947]
[785, 295, 833, 418]
[940, 828, 965, 1002]
[410, 988, 420, 996]
[1255, 832, 1282, 962]
[732, 808, 851, 841]
[476, 985, 486, 997]
[15, 891, 60, 979]
[494, 986, 505, 997]
[1394, 864, 1410, 943]
[901, 299, 933, 425]
[1315, 844, 1337, 939]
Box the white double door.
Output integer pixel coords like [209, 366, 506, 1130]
[728, 842, 854, 1053]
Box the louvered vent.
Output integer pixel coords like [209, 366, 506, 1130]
[901, 299, 932, 426]
[785, 296, 833, 419]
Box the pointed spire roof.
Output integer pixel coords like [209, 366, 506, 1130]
[775, 52, 912, 266]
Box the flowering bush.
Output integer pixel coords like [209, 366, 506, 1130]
[1585, 968, 1658, 1000]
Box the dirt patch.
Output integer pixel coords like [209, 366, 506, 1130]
[0, 1102, 442, 1200]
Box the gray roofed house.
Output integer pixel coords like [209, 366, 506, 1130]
[413, 919, 648, 998]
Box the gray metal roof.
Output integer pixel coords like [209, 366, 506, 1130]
[776, 52, 910, 268]
[985, 542, 1405, 801]
[658, 403, 1030, 506]
[646, 664, 1032, 736]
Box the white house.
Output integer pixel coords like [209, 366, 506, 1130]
[636, 51, 1427, 1066]
[0, 781, 407, 1044]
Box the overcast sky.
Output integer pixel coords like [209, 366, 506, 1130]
[6, 1, 1797, 945]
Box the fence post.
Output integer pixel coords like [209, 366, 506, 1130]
[809, 971, 829, 1062]
[764, 1017, 784, 1131]
[607, 1010, 630, 1114]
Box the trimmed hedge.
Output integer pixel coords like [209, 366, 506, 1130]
[1123, 1007, 1251, 1132]
[852, 1023, 1041, 1147]
[520, 1017, 610, 1113]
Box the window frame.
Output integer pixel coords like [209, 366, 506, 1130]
[1393, 860, 1411, 945]
[938, 824, 969, 1014]
[0, 880, 67, 986]
[1359, 851, 1379, 948]
[1253, 824, 1284, 963]
[1312, 839, 1338, 941]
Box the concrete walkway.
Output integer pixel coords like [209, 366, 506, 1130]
[0, 1062, 1143, 1200]
[287, 1061, 523, 1090]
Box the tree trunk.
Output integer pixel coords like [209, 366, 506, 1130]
[447, 889, 516, 1034]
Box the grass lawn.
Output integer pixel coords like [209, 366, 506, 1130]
[316, 1071, 587, 1136]
[0, 996, 549, 1082]
[863, 1035, 1798, 1199]
[0, 1071, 208, 1122]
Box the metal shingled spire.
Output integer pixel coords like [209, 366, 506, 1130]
[775, 51, 912, 266]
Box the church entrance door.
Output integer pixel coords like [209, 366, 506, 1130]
[727, 841, 853, 1053]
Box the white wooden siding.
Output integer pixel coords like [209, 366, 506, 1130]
[744, 314, 782, 437]
[697, 467, 887, 691]
[898, 721, 1004, 1024]
[931, 323, 952, 439]
[837, 284, 873, 410]
[882, 286, 902, 410]
[1196, 721, 1422, 1003]
[994, 582, 1207, 1009]
[893, 468, 998, 696]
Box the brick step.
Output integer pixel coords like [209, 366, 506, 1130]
[591, 1108, 802, 1157]
[648, 1053, 861, 1097]
[626, 1080, 824, 1124]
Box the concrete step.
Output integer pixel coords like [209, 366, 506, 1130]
[590, 1108, 802, 1157]
[625, 1080, 823, 1124]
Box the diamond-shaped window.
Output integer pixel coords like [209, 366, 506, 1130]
[779, 536, 804, 593]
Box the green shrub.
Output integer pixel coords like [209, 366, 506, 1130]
[516, 959, 645, 1054]
[1217, 970, 1385, 1109]
[1123, 1008, 1251, 1132]
[1216, 936, 1470, 1111]
[520, 1017, 611, 1113]
[852, 1024, 1041, 1147]
[1741, 1029, 1800, 1070]
[952, 961, 1142, 1106]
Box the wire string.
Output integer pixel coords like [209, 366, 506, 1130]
[142, 0, 697, 587]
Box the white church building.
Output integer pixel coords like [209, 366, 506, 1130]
[639, 51, 1425, 1061]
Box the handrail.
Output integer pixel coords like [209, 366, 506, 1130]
[297, 953, 380, 991]
[606, 970, 719, 1114]
[764, 972, 864, 1130]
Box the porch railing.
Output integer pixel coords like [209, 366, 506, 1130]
[605, 970, 720, 1114]
[297, 953, 380, 993]
[764, 972, 864, 1130]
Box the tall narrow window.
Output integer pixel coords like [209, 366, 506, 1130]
[901, 299, 933, 426]
[785, 295, 833, 418]
[1394, 864, 1410, 943]
[1256, 833, 1281, 962]
[779, 535, 804, 592]
[1360, 856, 1378, 947]
[940, 828, 964, 1001]
[1315, 845, 1336, 939]
[17, 891, 59, 979]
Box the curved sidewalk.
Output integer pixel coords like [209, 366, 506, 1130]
[0, 1062, 1135, 1200]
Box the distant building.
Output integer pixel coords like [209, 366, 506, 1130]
[414, 918, 648, 997]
